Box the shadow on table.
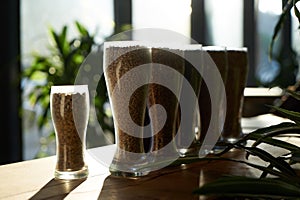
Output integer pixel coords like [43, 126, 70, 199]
[97, 150, 254, 200]
[97, 166, 200, 200]
[29, 178, 86, 200]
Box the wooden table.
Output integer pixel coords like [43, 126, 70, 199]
[0, 114, 298, 200]
[0, 147, 254, 200]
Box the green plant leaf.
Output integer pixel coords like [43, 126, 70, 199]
[268, 105, 300, 125]
[60, 26, 70, 57]
[75, 21, 89, 37]
[247, 133, 300, 152]
[240, 146, 297, 176]
[260, 163, 275, 178]
[291, 150, 300, 162]
[28, 92, 38, 106]
[38, 101, 50, 130]
[243, 122, 300, 152]
[294, 0, 300, 26]
[269, 0, 293, 59]
[245, 122, 298, 137]
[49, 26, 70, 59]
[28, 71, 47, 81]
[287, 89, 300, 100]
[194, 176, 300, 199]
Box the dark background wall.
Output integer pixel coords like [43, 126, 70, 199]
[0, 0, 22, 164]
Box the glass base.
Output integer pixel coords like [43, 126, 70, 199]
[55, 166, 88, 180]
[109, 168, 150, 178]
[178, 146, 200, 157]
[108, 149, 153, 178]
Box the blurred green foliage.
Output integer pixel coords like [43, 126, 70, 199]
[22, 21, 112, 157]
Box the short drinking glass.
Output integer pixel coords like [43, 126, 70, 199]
[50, 85, 89, 180]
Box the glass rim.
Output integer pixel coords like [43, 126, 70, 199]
[50, 84, 88, 94]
